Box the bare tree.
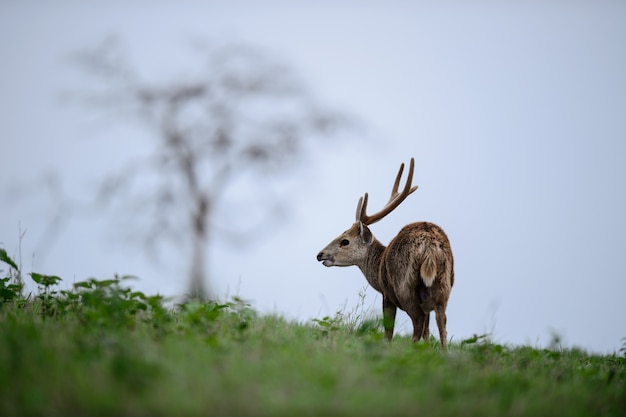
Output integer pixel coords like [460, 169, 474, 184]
[72, 39, 347, 300]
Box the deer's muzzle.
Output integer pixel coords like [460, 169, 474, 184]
[316, 252, 333, 267]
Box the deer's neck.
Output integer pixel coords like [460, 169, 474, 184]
[358, 239, 386, 293]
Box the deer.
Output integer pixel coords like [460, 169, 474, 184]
[316, 158, 454, 348]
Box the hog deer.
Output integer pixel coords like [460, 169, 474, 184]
[316, 158, 454, 348]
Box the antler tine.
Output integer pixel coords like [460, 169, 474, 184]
[355, 192, 371, 222]
[403, 157, 418, 196]
[390, 162, 404, 199]
[356, 158, 418, 225]
[355, 194, 364, 221]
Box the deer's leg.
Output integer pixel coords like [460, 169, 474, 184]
[422, 313, 431, 342]
[382, 297, 397, 342]
[409, 309, 427, 343]
[434, 304, 448, 349]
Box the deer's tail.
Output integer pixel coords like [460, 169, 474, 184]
[419, 241, 438, 287]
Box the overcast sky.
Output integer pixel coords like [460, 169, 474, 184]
[1, 1, 625, 354]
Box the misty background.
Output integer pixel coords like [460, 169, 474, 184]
[1, 1, 625, 353]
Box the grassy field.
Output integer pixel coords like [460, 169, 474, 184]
[1, 249, 625, 416]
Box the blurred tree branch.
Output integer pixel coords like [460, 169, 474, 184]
[71, 38, 351, 299]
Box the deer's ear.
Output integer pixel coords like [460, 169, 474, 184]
[358, 221, 373, 245]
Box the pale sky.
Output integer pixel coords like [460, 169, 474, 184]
[1, 1, 625, 353]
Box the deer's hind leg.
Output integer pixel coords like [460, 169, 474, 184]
[434, 304, 448, 349]
[421, 313, 430, 341]
[408, 308, 429, 343]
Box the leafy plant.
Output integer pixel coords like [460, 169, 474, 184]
[71, 275, 170, 330]
[312, 315, 342, 336]
[0, 248, 23, 305]
[30, 272, 63, 317]
[0, 248, 19, 271]
[175, 296, 257, 340]
[0, 277, 22, 304]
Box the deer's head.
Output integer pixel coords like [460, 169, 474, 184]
[317, 158, 418, 267]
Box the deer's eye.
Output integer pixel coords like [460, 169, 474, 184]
[340, 239, 350, 247]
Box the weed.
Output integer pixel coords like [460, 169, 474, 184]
[312, 287, 383, 339]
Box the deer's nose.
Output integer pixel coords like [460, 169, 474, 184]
[316, 252, 324, 261]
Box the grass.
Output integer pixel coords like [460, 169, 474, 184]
[1, 249, 625, 416]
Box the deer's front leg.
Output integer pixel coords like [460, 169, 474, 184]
[382, 296, 397, 342]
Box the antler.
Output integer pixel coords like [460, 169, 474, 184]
[355, 158, 418, 225]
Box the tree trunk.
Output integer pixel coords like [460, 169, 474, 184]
[186, 196, 211, 300]
[187, 232, 210, 300]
